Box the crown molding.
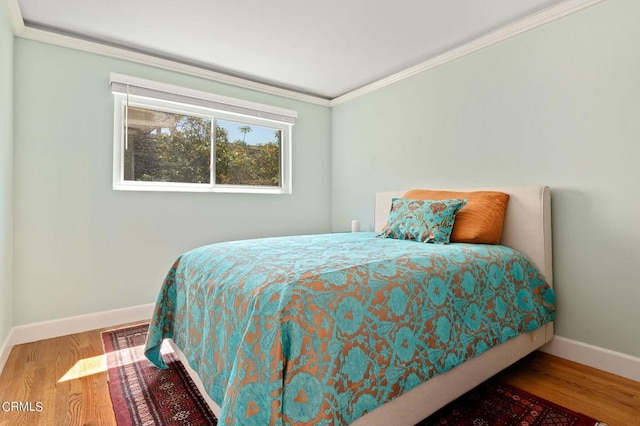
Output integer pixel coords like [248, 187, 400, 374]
[330, 0, 606, 106]
[18, 26, 332, 106]
[6, 0, 331, 107]
[6, 0, 605, 107]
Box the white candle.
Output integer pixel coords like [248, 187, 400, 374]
[351, 219, 360, 232]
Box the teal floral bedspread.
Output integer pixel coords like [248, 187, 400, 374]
[145, 232, 555, 425]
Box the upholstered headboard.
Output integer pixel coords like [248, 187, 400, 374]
[375, 186, 552, 285]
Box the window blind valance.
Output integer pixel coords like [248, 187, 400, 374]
[109, 73, 297, 125]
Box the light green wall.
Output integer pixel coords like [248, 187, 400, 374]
[0, 1, 14, 346]
[13, 39, 332, 325]
[332, 0, 640, 357]
[8, 0, 640, 361]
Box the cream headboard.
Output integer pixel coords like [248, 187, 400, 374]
[374, 186, 552, 285]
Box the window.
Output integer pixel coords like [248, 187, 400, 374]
[111, 73, 296, 194]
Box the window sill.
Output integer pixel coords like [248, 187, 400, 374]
[113, 182, 291, 195]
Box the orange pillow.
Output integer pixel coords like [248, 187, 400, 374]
[401, 190, 509, 244]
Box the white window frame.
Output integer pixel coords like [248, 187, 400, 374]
[111, 73, 295, 194]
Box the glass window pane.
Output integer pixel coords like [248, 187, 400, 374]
[124, 106, 212, 184]
[215, 119, 282, 187]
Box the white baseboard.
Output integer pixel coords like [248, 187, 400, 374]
[0, 328, 16, 376]
[3, 310, 639, 385]
[0, 303, 154, 374]
[540, 335, 640, 382]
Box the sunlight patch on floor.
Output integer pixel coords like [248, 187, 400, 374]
[58, 354, 108, 382]
[57, 340, 174, 382]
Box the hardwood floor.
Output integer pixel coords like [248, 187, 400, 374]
[497, 352, 640, 426]
[0, 324, 137, 426]
[0, 326, 638, 425]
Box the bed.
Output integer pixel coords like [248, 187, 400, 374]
[144, 185, 555, 425]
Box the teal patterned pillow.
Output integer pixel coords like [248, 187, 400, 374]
[381, 198, 468, 244]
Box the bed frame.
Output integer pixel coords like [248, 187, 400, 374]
[352, 185, 554, 425]
[170, 185, 554, 425]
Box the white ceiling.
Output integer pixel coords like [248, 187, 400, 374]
[16, 0, 560, 99]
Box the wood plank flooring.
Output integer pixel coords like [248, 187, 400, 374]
[0, 325, 638, 425]
[497, 351, 640, 425]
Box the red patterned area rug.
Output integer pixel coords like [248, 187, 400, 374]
[418, 380, 607, 426]
[101, 323, 218, 425]
[103, 324, 605, 426]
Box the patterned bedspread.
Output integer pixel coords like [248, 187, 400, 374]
[145, 232, 555, 425]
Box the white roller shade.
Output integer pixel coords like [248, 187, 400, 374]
[110, 73, 297, 125]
